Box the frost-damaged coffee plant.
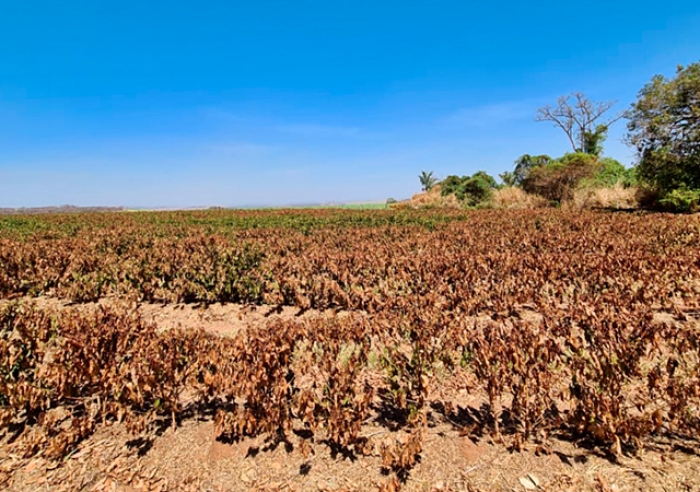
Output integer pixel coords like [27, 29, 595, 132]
[2, 209, 700, 486]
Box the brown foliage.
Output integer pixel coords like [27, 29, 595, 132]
[2, 209, 700, 481]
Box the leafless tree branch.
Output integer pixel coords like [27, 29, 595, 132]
[536, 93, 623, 152]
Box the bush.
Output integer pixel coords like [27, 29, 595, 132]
[522, 153, 600, 203]
[657, 188, 700, 213]
[586, 158, 636, 188]
[440, 172, 497, 207]
[456, 175, 495, 206]
[508, 154, 553, 187]
[440, 176, 466, 197]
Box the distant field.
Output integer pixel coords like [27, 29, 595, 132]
[311, 201, 388, 209]
[252, 201, 390, 210]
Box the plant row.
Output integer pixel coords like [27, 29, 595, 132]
[2, 300, 699, 485]
[1, 211, 699, 313]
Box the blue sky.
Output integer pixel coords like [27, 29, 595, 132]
[2, 1, 699, 208]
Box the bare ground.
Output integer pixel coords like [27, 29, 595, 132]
[4, 415, 700, 492]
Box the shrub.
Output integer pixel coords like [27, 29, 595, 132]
[586, 158, 636, 188]
[657, 188, 700, 213]
[508, 154, 553, 186]
[440, 176, 466, 197]
[522, 153, 600, 203]
[456, 174, 495, 206]
[440, 172, 497, 207]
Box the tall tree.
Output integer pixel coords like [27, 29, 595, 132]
[418, 171, 438, 191]
[627, 62, 700, 193]
[536, 93, 624, 155]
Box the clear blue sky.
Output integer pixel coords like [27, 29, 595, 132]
[2, 1, 699, 208]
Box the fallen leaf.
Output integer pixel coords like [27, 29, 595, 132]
[610, 436, 622, 456]
[528, 473, 541, 487]
[519, 476, 537, 490]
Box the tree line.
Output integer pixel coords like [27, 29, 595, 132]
[418, 61, 700, 212]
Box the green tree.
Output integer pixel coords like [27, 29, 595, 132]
[581, 125, 608, 157]
[418, 171, 438, 191]
[627, 62, 700, 197]
[499, 171, 516, 187]
[537, 93, 624, 155]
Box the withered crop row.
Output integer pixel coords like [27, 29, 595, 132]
[2, 210, 700, 312]
[1, 299, 700, 482]
[0, 208, 465, 239]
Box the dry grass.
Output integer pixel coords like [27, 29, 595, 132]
[393, 185, 462, 209]
[395, 185, 640, 211]
[489, 187, 548, 210]
[398, 186, 549, 210]
[491, 185, 640, 211]
[568, 184, 640, 210]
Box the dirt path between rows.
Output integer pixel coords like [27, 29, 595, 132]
[1, 296, 355, 337]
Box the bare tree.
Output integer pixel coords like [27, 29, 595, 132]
[536, 93, 625, 154]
